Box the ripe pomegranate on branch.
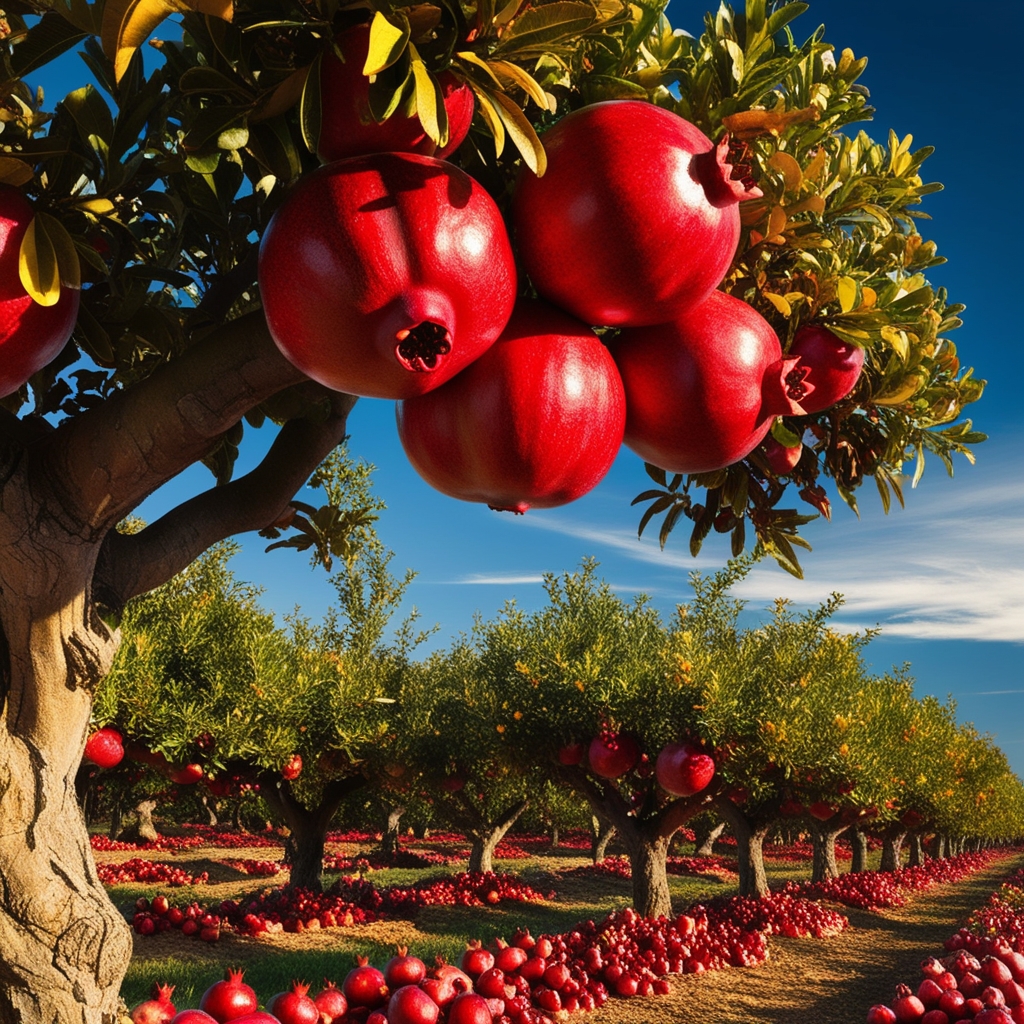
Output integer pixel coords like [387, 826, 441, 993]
[0, 0, 987, 1017]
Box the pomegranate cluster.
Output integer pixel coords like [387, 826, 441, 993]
[91, 833, 206, 853]
[257, 82, 868, 517]
[567, 855, 735, 881]
[98, 858, 209, 887]
[221, 859, 284, 877]
[130, 897, 221, 942]
[698, 892, 848, 940]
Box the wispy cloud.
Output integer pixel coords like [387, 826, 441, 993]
[520, 446, 1024, 643]
[444, 573, 546, 585]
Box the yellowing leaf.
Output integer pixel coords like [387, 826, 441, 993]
[470, 83, 506, 157]
[881, 324, 910, 362]
[767, 204, 787, 239]
[763, 292, 792, 317]
[489, 88, 546, 176]
[488, 59, 549, 109]
[363, 11, 410, 76]
[75, 197, 115, 215]
[456, 50, 504, 88]
[103, 0, 233, 82]
[36, 213, 81, 290]
[768, 150, 802, 191]
[19, 215, 60, 306]
[409, 46, 448, 147]
[0, 158, 34, 187]
[721, 105, 820, 140]
[837, 275, 857, 313]
[859, 286, 877, 310]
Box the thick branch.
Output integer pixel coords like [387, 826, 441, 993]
[655, 790, 714, 840]
[94, 388, 356, 607]
[39, 311, 307, 536]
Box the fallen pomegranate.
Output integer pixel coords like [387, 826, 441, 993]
[387, 985, 440, 1024]
[655, 741, 715, 797]
[385, 946, 428, 988]
[312, 981, 347, 1024]
[788, 323, 865, 413]
[0, 185, 80, 398]
[131, 983, 176, 1024]
[259, 153, 516, 399]
[267, 981, 319, 1024]
[343, 957, 388, 1009]
[513, 101, 760, 327]
[84, 726, 124, 769]
[611, 290, 809, 473]
[316, 24, 474, 163]
[198, 968, 258, 1022]
[397, 299, 625, 513]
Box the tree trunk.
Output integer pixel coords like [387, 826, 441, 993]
[712, 800, 768, 897]
[695, 821, 726, 857]
[880, 831, 906, 872]
[412, 822, 429, 840]
[109, 793, 123, 840]
[200, 794, 218, 827]
[810, 823, 847, 882]
[591, 815, 615, 863]
[622, 833, 673, 919]
[232, 798, 248, 832]
[908, 834, 924, 867]
[467, 800, 528, 874]
[550, 824, 560, 848]
[0, 543, 132, 1021]
[850, 828, 869, 873]
[124, 798, 159, 843]
[379, 805, 405, 860]
[261, 775, 366, 892]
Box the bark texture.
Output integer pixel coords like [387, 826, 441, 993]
[880, 831, 907, 872]
[0, 315, 357, 1021]
[466, 799, 528, 874]
[850, 828, 868, 873]
[810, 820, 848, 882]
[908, 833, 924, 867]
[591, 815, 615, 863]
[379, 805, 406, 860]
[712, 799, 769, 897]
[694, 820, 726, 857]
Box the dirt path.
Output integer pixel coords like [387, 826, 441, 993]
[602, 853, 1024, 1024]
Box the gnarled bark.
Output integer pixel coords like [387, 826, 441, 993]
[591, 814, 615, 863]
[850, 828, 869, 873]
[466, 799, 528, 874]
[0, 313, 357, 1021]
[908, 833, 924, 867]
[880, 830, 907, 872]
[809, 820, 848, 882]
[694, 819, 726, 857]
[713, 799, 770, 897]
[261, 774, 366, 891]
[379, 804, 406, 860]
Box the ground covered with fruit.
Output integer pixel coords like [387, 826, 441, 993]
[98, 826, 1024, 1024]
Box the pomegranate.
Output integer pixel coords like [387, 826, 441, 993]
[131, 983, 176, 1024]
[893, 984, 927, 1023]
[316, 24, 474, 164]
[385, 946, 428, 988]
[984, 959, 1015, 988]
[654, 741, 715, 797]
[807, 801, 838, 822]
[460, 940, 495, 977]
[170, 1014, 218, 1024]
[0, 185, 80, 398]
[226, 1016, 280, 1024]
[281, 754, 303, 781]
[388, 985, 440, 1024]
[588, 733, 640, 779]
[199, 969, 258, 1022]
[267, 981, 320, 1024]
[168, 763, 204, 784]
[312, 981, 348, 1023]
[343, 957, 388, 1008]
[447, 993, 492, 1024]
[259, 153, 516, 399]
[84, 727, 124, 769]
[787, 323, 865, 413]
[513, 101, 760, 327]
[611, 290, 809, 474]
[937, 990, 965, 1017]
[557, 742, 585, 766]
[475, 967, 508, 999]
[397, 298, 625, 513]
[920, 1013, 949, 1024]
[866, 1010, 897, 1024]
[761, 435, 803, 476]
[918, 978, 944, 1008]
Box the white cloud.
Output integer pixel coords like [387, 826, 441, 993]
[444, 573, 546, 585]
[520, 445, 1024, 643]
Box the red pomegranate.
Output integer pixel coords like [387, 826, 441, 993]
[168, 763, 204, 785]
[169, 1014, 218, 1024]
[557, 742, 585, 766]
[131, 983, 176, 1024]
[198, 968, 258, 1022]
[387, 985, 439, 1024]
[312, 981, 348, 1024]
[761, 435, 803, 476]
[316, 24, 474, 163]
[84, 727, 124, 769]
[281, 754, 303, 781]
[259, 153, 516, 399]
[787, 324, 865, 413]
[397, 299, 625, 513]
[267, 981, 320, 1024]
[588, 733, 640, 779]
[611, 290, 809, 473]
[807, 801, 838, 822]
[654, 742, 715, 797]
[0, 185, 80, 398]
[513, 101, 760, 327]
[446, 992, 492, 1024]
[343, 957, 388, 1008]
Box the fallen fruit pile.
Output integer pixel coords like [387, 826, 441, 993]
[91, 834, 206, 853]
[566, 855, 736, 881]
[130, 898, 221, 941]
[865, 866, 1024, 1023]
[98, 859, 209, 887]
[699, 892, 848, 940]
[220, 859, 283, 877]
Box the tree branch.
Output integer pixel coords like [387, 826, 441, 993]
[38, 311, 309, 537]
[93, 386, 357, 608]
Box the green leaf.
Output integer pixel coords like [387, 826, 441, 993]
[62, 84, 115, 147]
[580, 74, 647, 102]
[409, 45, 448, 147]
[495, 2, 597, 53]
[644, 463, 667, 487]
[11, 12, 88, 78]
[299, 51, 324, 155]
[364, 11, 411, 76]
[770, 419, 802, 448]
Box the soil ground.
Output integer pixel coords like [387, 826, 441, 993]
[103, 835, 1024, 1021]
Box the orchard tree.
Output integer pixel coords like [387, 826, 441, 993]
[0, 0, 987, 1016]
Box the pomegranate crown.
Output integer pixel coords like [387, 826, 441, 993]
[395, 945, 408, 956]
[290, 980, 311, 996]
[695, 133, 764, 204]
[355, 955, 370, 967]
[152, 982, 175, 1000]
[226, 967, 246, 982]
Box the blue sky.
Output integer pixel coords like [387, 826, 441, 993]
[109, 0, 1022, 770]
